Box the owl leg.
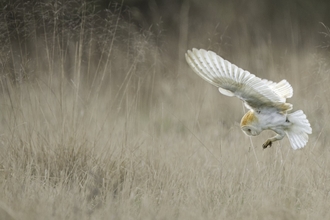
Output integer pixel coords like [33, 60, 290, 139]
[262, 133, 285, 149]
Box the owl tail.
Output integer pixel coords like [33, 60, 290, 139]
[285, 110, 312, 150]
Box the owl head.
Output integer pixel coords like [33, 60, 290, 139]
[240, 110, 262, 136]
[241, 125, 261, 136]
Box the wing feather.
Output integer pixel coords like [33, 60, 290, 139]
[185, 48, 291, 110]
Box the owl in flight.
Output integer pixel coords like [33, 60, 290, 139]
[185, 48, 312, 150]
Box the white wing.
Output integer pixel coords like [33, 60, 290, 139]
[262, 79, 293, 99]
[185, 48, 293, 111]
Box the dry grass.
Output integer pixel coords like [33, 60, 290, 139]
[0, 1, 330, 219]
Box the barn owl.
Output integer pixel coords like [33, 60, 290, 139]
[185, 48, 312, 150]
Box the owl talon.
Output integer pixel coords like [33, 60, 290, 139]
[262, 140, 272, 149]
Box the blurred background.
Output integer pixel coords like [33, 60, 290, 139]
[112, 0, 330, 58]
[2, 0, 330, 109]
[1, 0, 329, 174]
[1, 0, 329, 161]
[1, 1, 330, 219]
[3, 0, 330, 68]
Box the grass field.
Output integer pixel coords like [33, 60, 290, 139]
[0, 1, 330, 219]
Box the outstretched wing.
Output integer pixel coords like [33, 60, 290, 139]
[185, 48, 293, 111]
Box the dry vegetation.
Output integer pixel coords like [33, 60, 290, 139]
[0, 1, 330, 219]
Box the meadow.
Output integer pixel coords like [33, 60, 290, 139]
[0, 1, 330, 219]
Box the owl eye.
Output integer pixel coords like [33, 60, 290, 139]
[247, 128, 251, 133]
